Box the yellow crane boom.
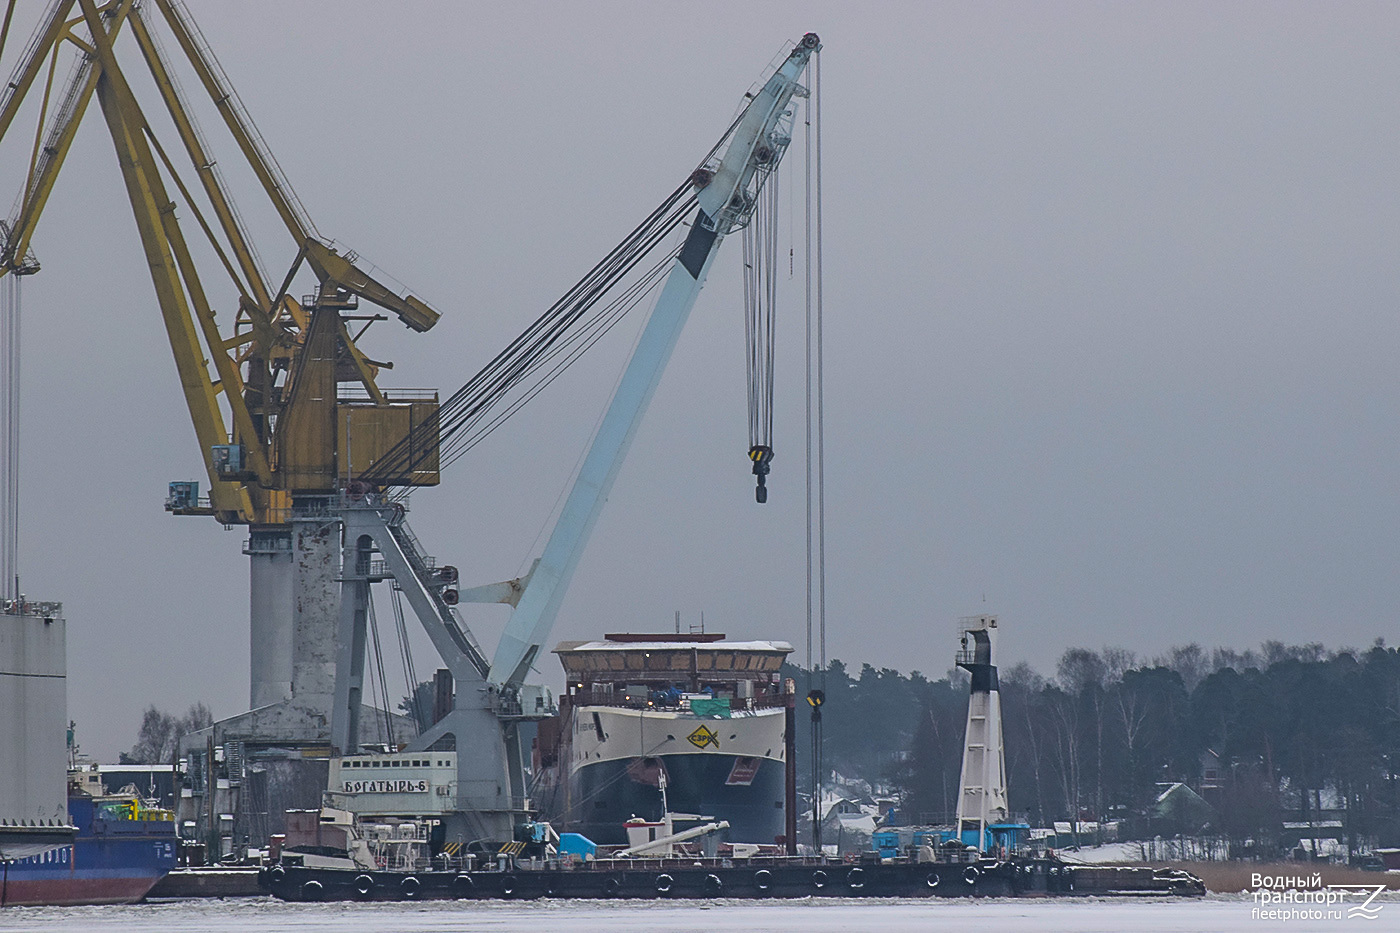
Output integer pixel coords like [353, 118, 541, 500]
[0, 0, 442, 525]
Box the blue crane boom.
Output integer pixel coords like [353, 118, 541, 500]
[329, 34, 819, 844]
[487, 34, 820, 688]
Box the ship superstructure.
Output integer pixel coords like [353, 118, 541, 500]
[537, 634, 795, 846]
[325, 752, 459, 821]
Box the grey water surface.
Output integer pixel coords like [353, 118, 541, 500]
[0, 895, 1325, 933]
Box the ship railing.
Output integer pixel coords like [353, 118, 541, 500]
[347, 850, 999, 874]
[338, 386, 440, 403]
[0, 598, 63, 617]
[131, 809, 176, 821]
[568, 690, 789, 712]
[242, 534, 293, 555]
[382, 517, 440, 592]
[289, 500, 338, 521]
[366, 556, 436, 578]
[369, 852, 544, 874]
[587, 853, 832, 871]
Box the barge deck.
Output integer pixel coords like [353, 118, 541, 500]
[260, 856, 1205, 901]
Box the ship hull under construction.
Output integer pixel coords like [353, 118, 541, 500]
[538, 634, 796, 847]
[563, 706, 787, 846]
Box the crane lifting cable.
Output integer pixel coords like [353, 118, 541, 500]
[390, 584, 425, 732]
[362, 182, 697, 488]
[743, 157, 780, 502]
[362, 110, 752, 489]
[365, 591, 395, 748]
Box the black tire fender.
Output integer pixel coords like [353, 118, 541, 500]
[847, 867, 866, 890]
[354, 873, 374, 896]
[300, 879, 323, 900]
[812, 869, 828, 889]
[964, 865, 980, 885]
[655, 873, 674, 894]
[754, 868, 773, 892]
[401, 875, 421, 897]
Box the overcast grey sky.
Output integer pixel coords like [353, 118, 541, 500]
[4, 1, 1398, 759]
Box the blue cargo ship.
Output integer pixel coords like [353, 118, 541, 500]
[0, 774, 177, 907]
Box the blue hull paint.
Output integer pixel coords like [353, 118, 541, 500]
[0, 795, 177, 907]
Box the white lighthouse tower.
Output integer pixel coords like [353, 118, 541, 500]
[954, 615, 1008, 851]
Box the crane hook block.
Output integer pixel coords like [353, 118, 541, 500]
[749, 445, 773, 503]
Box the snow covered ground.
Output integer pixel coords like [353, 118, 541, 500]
[1057, 841, 1153, 863]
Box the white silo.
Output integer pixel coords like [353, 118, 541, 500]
[0, 599, 73, 858]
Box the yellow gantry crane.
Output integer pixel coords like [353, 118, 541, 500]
[0, 0, 442, 528]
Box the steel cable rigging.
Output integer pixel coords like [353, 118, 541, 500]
[434, 238, 687, 472]
[359, 106, 753, 490]
[0, 274, 18, 600]
[361, 182, 697, 489]
[365, 592, 396, 748]
[743, 163, 780, 502]
[390, 586, 424, 732]
[802, 46, 828, 856]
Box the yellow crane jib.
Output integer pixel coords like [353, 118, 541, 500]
[304, 241, 440, 334]
[0, 0, 444, 522]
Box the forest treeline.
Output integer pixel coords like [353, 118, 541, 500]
[784, 639, 1400, 849]
[123, 640, 1400, 851]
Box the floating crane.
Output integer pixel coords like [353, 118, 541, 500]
[0, 0, 444, 721]
[327, 33, 821, 845]
[0, 0, 821, 847]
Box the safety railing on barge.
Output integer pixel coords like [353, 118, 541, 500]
[328, 848, 988, 876]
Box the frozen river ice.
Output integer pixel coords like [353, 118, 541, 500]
[0, 894, 1387, 933]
